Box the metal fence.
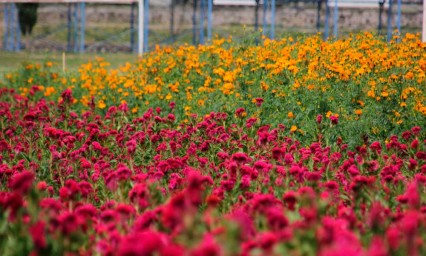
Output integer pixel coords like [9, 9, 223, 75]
[0, 0, 424, 53]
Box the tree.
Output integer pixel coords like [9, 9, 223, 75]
[16, 3, 39, 36]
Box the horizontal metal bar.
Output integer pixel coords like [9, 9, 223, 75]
[0, 0, 137, 3]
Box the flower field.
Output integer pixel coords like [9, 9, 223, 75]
[0, 33, 425, 255]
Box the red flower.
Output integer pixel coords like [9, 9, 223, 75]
[283, 191, 297, 211]
[206, 194, 221, 208]
[254, 98, 264, 107]
[316, 114, 323, 124]
[117, 231, 166, 256]
[58, 212, 81, 235]
[235, 108, 246, 117]
[61, 88, 73, 103]
[329, 115, 339, 125]
[8, 171, 35, 195]
[386, 226, 401, 250]
[126, 139, 137, 154]
[411, 126, 421, 136]
[231, 152, 251, 165]
[190, 234, 222, 256]
[30, 221, 46, 249]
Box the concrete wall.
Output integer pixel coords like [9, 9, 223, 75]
[27, 3, 421, 31]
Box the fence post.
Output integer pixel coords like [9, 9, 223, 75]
[80, 2, 85, 53]
[396, 0, 401, 39]
[423, 0, 426, 42]
[15, 4, 20, 51]
[271, 0, 275, 39]
[3, 4, 9, 50]
[324, 0, 330, 40]
[131, 2, 136, 52]
[170, 0, 175, 43]
[262, 0, 268, 37]
[333, 0, 338, 38]
[138, 0, 144, 55]
[316, 0, 321, 32]
[144, 0, 149, 52]
[200, 0, 205, 44]
[207, 0, 212, 41]
[387, 0, 393, 42]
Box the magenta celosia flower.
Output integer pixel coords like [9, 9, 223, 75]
[411, 126, 421, 136]
[283, 153, 294, 165]
[60, 88, 73, 103]
[254, 98, 264, 107]
[386, 226, 401, 250]
[0, 192, 24, 220]
[329, 115, 339, 125]
[133, 210, 157, 232]
[228, 209, 255, 240]
[231, 152, 251, 165]
[117, 231, 166, 256]
[190, 234, 222, 256]
[246, 117, 257, 128]
[316, 114, 323, 124]
[8, 171, 35, 195]
[266, 207, 288, 231]
[126, 139, 137, 154]
[283, 191, 297, 211]
[58, 211, 81, 235]
[129, 183, 149, 209]
[235, 108, 246, 117]
[30, 221, 46, 249]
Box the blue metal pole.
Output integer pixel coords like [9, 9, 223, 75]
[4, 4, 10, 51]
[262, 0, 268, 37]
[12, 3, 19, 51]
[192, 0, 197, 45]
[333, 0, 338, 38]
[324, 0, 329, 40]
[200, 0, 205, 44]
[396, 0, 401, 37]
[67, 4, 72, 52]
[11, 3, 16, 51]
[387, 0, 393, 42]
[80, 2, 85, 53]
[15, 4, 20, 51]
[271, 0, 275, 39]
[144, 0, 149, 52]
[207, 0, 212, 41]
[73, 3, 78, 52]
[130, 3, 135, 52]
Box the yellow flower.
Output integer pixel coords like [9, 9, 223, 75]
[260, 81, 269, 91]
[97, 100, 106, 109]
[44, 87, 55, 97]
[288, 112, 294, 119]
[290, 125, 298, 132]
[221, 83, 235, 95]
[355, 109, 362, 115]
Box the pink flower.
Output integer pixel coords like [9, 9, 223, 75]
[61, 88, 73, 103]
[190, 234, 222, 256]
[117, 231, 166, 256]
[254, 98, 264, 107]
[329, 115, 339, 125]
[231, 152, 251, 165]
[283, 191, 297, 211]
[30, 221, 46, 249]
[8, 171, 35, 195]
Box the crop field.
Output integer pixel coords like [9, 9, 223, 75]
[0, 32, 425, 255]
